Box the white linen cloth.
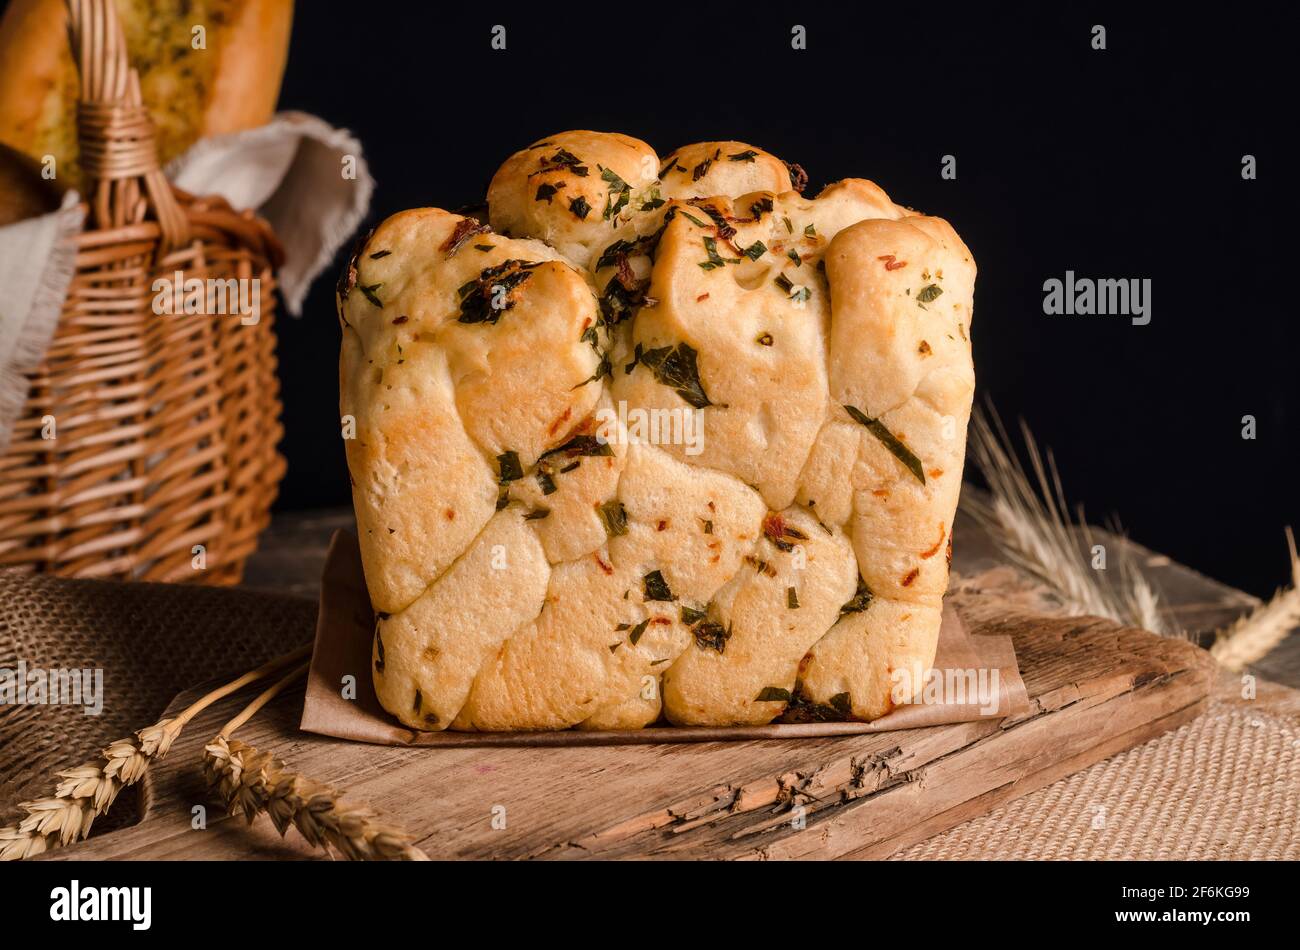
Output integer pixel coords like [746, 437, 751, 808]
[0, 191, 84, 451]
[0, 111, 373, 452]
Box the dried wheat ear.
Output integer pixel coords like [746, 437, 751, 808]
[2, 645, 426, 862]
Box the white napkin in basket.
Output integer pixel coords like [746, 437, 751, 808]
[166, 111, 374, 316]
[0, 111, 373, 453]
[0, 191, 85, 452]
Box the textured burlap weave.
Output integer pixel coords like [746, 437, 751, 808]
[0, 571, 314, 827]
[895, 697, 1300, 860]
[2, 569, 1297, 858]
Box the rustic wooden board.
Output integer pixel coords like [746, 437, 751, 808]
[41, 590, 1217, 861]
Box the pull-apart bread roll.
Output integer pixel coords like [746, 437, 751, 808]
[340, 130, 975, 731]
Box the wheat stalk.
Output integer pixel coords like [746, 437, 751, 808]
[202, 664, 428, 861]
[0, 644, 312, 862]
[963, 404, 1172, 635]
[965, 404, 1300, 664]
[1210, 528, 1300, 671]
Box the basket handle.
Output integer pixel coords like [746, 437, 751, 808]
[66, 0, 190, 251]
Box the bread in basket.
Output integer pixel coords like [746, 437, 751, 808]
[338, 131, 975, 730]
[0, 0, 286, 582]
[0, 0, 293, 191]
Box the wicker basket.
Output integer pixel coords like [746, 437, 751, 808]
[0, 0, 285, 585]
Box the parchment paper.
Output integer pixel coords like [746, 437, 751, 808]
[301, 530, 1029, 746]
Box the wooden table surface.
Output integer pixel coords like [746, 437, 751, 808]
[29, 499, 1294, 861]
[47, 596, 1218, 861]
[241, 504, 1300, 688]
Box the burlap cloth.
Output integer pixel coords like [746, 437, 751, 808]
[897, 679, 1300, 859]
[0, 571, 314, 828]
[2, 569, 1296, 858]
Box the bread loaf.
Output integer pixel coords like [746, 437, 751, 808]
[339, 131, 976, 731]
[0, 0, 292, 189]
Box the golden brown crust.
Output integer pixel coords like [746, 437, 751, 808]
[658, 141, 792, 201]
[0, 0, 77, 162]
[350, 131, 976, 731]
[487, 130, 659, 270]
[0, 0, 293, 189]
[203, 0, 294, 139]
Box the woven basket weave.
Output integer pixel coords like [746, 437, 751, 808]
[0, 0, 285, 584]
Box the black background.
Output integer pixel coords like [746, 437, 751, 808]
[1, 857, 1285, 933]
[117, 4, 1300, 593]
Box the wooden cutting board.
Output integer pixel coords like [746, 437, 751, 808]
[41, 579, 1216, 861]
